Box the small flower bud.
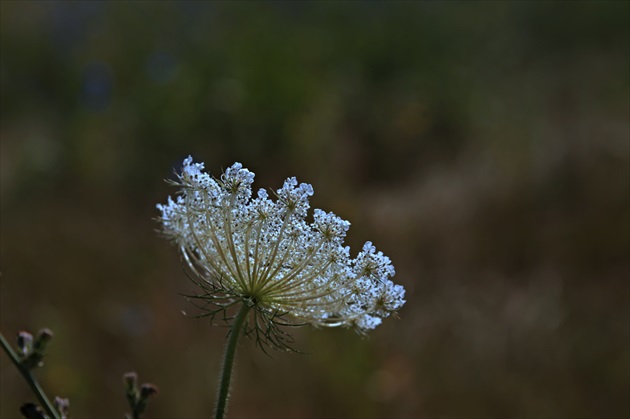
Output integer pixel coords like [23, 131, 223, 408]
[122, 371, 138, 393]
[135, 383, 159, 415]
[123, 371, 140, 414]
[54, 397, 70, 417]
[19, 403, 45, 419]
[17, 331, 33, 358]
[33, 328, 54, 353]
[140, 383, 159, 399]
[20, 328, 53, 369]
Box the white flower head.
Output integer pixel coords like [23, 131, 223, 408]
[157, 157, 406, 351]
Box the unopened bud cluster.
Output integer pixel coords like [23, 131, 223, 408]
[17, 329, 53, 369]
[157, 157, 406, 339]
[123, 372, 158, 419]
[54, 397, 70, 418]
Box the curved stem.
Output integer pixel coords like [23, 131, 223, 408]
[0, 333, 61, 419]
[214, 303, 249, 419]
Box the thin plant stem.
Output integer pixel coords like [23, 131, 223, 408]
[214, 303, 249, 419]
[0, 332, 61, 419]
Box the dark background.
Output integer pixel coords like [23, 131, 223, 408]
[1, 1, 628, 418]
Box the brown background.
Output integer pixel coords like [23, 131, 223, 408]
[1, 2, 628, 418]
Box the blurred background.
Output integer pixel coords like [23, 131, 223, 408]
[1, 1, 628, 418]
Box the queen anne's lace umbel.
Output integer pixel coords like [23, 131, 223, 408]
[157, 157, 405, 348]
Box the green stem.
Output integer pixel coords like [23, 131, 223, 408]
[214, 303, 249, 419]
[0, 332, 61, 419]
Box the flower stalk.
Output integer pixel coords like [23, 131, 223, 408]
[0, 332, 61, 419]
[215, 303, 250, 419]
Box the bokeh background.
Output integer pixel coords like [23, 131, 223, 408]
[1, 1, 628, 418]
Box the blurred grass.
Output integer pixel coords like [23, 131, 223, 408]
[1, 1, 629, 418]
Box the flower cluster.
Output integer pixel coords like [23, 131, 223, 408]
[157, 157, 405, 349]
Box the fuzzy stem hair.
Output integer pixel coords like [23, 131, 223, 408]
[214, 303, 250, 419]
